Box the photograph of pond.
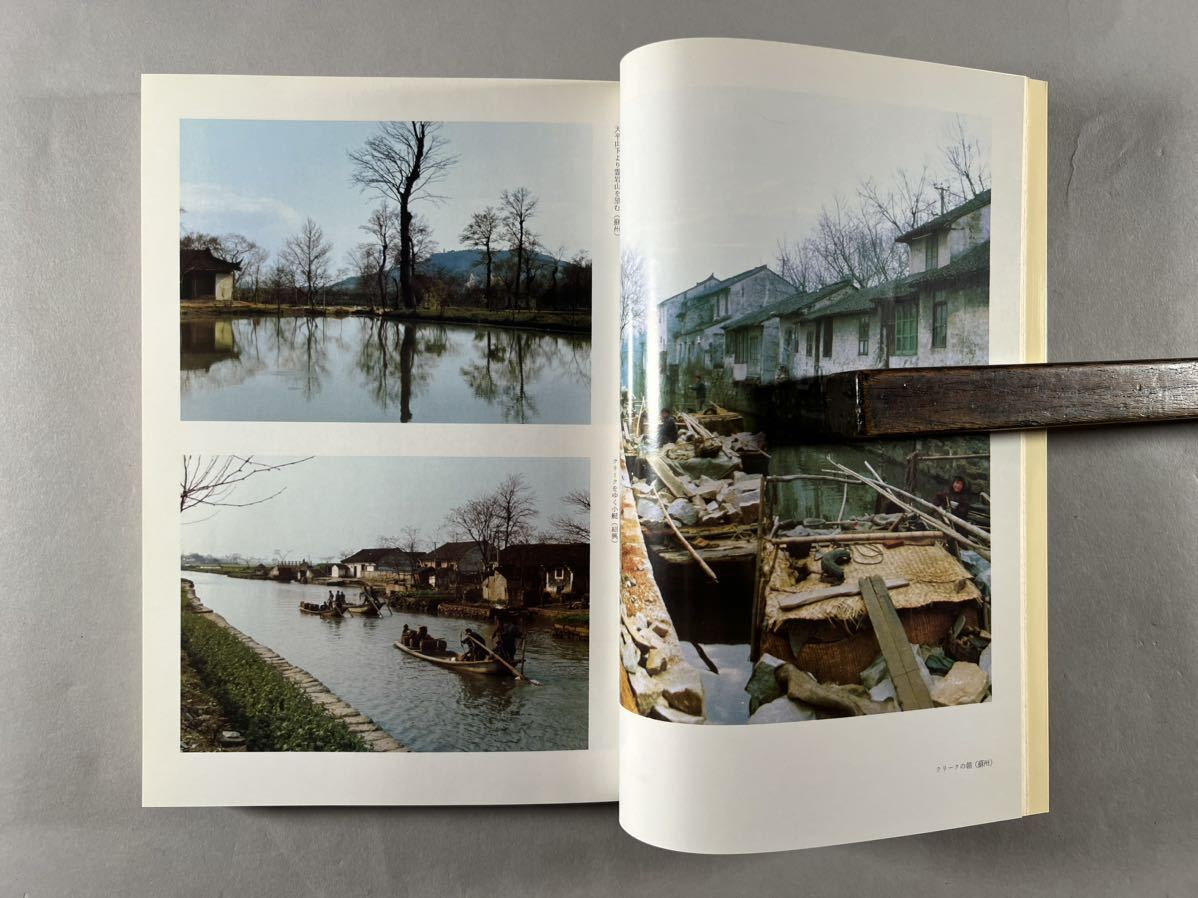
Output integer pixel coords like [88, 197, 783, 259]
[179, 119, 592, 423]
[179, 454, 591, 753]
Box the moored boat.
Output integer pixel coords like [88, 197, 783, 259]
[393, 641, 507, 675]
[299, 601, 343, 618]
[344, 601, 381, 616]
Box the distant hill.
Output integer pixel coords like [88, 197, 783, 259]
[332, 248, 560, 292]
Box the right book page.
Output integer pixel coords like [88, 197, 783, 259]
[617, 38, 1047, 853]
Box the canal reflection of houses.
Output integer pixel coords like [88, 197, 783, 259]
[657, 190, 991, 415]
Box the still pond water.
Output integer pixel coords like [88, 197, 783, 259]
[180, 316, 591, 424]
[186, 570, 589, 752]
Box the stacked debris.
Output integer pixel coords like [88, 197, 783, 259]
[626, 409, 769, 543]
[750, 530, 993, 722]
[618, 463, 706, 723]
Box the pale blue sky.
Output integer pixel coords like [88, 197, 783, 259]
[181, 456, 589, 562]
[180, 120, 592, 269]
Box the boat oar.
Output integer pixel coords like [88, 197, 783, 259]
[465, 634, 541, 685]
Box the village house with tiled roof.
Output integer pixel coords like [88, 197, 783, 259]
[660, 190, 991, 395]
[180, 248, 241, 301]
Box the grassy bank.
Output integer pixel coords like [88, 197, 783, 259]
[179, 300, 591, 334]
[180, 590, 368, 752]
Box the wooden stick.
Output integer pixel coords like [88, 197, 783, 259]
[653, 488, 719, 582]
[769, 530, 944, 546]
[776, 577, 911, 611]
[465, 634, 541, 685]
[765, 473, 859, 485]
[859, 469, 991, 542]
[827, 459, 990, 559]
[645, 453, 694, 499]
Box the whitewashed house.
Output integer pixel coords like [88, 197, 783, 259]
[180, 248, 240, 301]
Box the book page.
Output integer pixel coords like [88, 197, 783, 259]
[142, 76, 620, 805]
[617, 39, 1043, 852]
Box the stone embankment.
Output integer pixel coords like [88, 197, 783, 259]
[183, 580, 406, 751]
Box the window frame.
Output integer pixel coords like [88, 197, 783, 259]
[894, 300, 919, 356]
[931, 295, 948, 349]
[924, 234, 939, 270]
[857, 316, 870, 356]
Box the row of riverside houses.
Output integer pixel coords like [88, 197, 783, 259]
[336, 541, 588, 606]
[657, 190, 990, 411]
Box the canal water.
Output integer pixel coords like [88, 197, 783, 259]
[180, 316, 591, 424]
[185, 570, 589, 752]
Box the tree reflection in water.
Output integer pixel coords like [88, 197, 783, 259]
[181, 315, 590, 424]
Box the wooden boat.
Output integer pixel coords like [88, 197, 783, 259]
[299, 601, 342, 618]
[343, 601, 381, 617]
[393, 641, 507, 676]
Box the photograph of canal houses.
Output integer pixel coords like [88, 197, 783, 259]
[620, 90, 996, 725]
[179, 120, 592, 423]
[179, 455, 591, 753]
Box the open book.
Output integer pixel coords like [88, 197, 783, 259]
[142, 38, 1047, 853]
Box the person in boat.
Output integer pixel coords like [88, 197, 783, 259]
[327, 590, 335, 610]
[933, 474, 973, 521]
[692, 374, 707, 411]
[657, 408, 679, 446]
[401, 624, 412, 646]
[461, 628, 485, 660]
[494, 620, 521, 665]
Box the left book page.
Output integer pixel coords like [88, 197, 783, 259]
[142, 76, 620, 805]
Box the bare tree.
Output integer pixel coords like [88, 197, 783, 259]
[281, 218, 332, 305]
[359, 202, 400, 308]
[380, 525, 427, 583]
[858, 166, 939, 233]
[443, 493, 499, 565]
[348, 122, 457, 310]
[460, 206, 501, 308]
[408, 214, 438, 270]
[500, 187, 538, 306]
[491, 473, 538, 551]
[620, 248, 647, 336]
[774, 237, 831, 292]
[942, 115, 990, 202]
[549, 489, 590, 544]
[180, 455, 311, 515]
[346, 243, 381, 304]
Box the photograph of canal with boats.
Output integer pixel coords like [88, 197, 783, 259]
[618, 85, 997, 725]
[179, 455, 591, 753]
[178, 118, 592, 424]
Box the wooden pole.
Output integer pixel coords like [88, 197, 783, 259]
[653, 488, 719, 582]
[465, 634, 541, 685]
[826, 459, 990, 559]
[768, 530, 945, 547]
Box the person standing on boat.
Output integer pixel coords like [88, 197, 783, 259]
[495, 620, 520, 665]
[327, 590, 335, 610]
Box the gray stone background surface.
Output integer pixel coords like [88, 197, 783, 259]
[2, 1, 1196, 895]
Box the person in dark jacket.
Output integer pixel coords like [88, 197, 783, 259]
[933, 474, 973, 520]
[657, 408, 679, 446]
[692, 374, 708, 411]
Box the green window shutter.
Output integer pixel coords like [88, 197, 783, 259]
[894, 301, 918, 355]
